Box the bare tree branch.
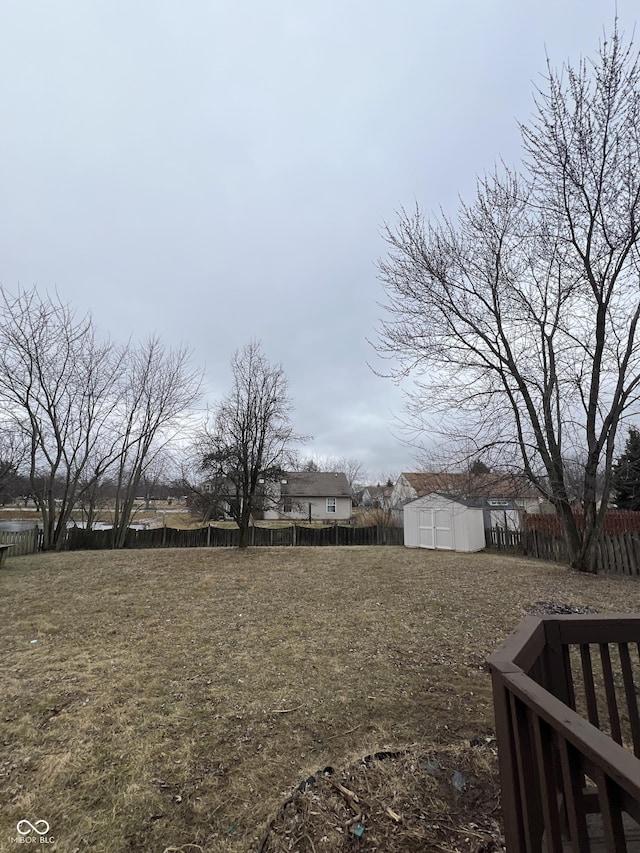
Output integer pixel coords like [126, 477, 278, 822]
[198, 341, 306, 547]
[0, 287, 122, 548]
[109, 336, 202, 547]
[375, 22, 640, 571]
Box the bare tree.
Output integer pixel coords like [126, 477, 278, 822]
[299, 456, 321, 472]
[200, 341, 303, 547]
[376, 24, 640, 571]
[76, 470, 115, 530]
[0, 427, 27, 503]
[374, 470, 398, 489]
[332, 456, 367, 494]
[109, 337, 201, 548]
[138, 450, 179, 509]
[0, 287, 122, 549]
[0, 288, 201, 548]
[178, 442, 221, 522]
[299, 454, 367, 494]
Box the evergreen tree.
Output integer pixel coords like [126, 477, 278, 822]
[612, 428, 640, 510]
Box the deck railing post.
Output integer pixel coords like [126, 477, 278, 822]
[511, 694, 545, 851]
[491, 675, 527, 853]
[542, 621, 575, 709]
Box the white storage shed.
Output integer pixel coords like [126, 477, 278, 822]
[403, 493, 486, 552]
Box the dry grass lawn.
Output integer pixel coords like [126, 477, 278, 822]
[1, 546, 640, 852]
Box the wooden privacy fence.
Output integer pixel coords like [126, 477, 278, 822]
[486, 526, 640, 575]
[487, 527, 571, 563]
[0, 527, 40, 557]
[65, 523, 404, 551]
[488, 614, 640, 852]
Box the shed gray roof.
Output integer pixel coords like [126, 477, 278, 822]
[281, 472, 351, 497]
[407, 491, 484, 509]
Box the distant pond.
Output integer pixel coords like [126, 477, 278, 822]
[0, 520, 150, 532]
[0, 521, 41, 532]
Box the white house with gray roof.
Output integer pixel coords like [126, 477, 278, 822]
[262, 472, 352, 521]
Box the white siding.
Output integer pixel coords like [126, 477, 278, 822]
[390, 475, 418, 508]
[404, 494, 485, 552]
[264, 495, 352, 521]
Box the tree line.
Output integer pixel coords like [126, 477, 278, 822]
[9, 23, 639, 566]
[0, 287, 202, 549]
[0, 293, 354, 551]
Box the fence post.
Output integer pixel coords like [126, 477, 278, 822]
[632, 533, 640, 575]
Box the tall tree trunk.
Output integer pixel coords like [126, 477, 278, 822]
[238, 503, 251, 548]
[556, 498, 598, 573]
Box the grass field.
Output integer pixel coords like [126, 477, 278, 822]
[1, 547, 640, 852]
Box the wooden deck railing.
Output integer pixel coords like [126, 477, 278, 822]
[488, 615, 640, 852]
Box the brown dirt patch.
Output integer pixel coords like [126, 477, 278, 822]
[261, 741, 502, 852]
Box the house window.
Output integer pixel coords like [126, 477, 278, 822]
[327, 497, 336, 513]
[283, 498, 292, 513]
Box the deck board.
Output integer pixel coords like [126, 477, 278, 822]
[543, 812, 640, 852]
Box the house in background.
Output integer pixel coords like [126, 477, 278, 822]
[391, 471, 550, 529]
[199, 477, 238, 520]
[262, 472, 352, 521]
[357, 484, 392, 509]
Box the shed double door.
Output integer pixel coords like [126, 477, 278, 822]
[417, 507, 453, 550]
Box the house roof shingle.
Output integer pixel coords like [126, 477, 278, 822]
[400, 471, 541, 500]
[281, 471, 351, 498]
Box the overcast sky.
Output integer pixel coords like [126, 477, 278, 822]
[0, 1, 635, 481]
